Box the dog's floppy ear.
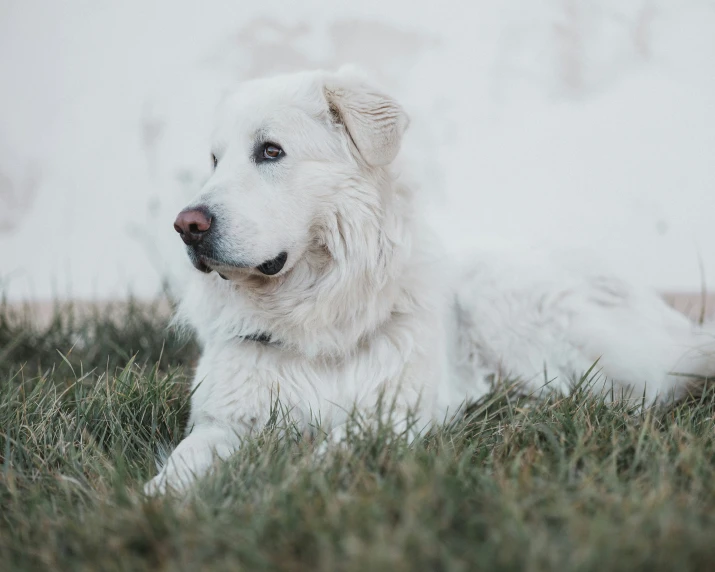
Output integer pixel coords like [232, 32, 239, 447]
[323, 66, 409, 167]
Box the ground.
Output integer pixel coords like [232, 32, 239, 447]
[1, 297, 715, 571]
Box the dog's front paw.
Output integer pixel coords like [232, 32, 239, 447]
[143, 473, 168, 497]
[142, 463, 200, 496]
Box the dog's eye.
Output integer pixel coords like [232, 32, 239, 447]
[262, 144, 283, 160]
[211, 154, 218, 169]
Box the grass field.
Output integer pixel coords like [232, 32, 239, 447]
[2, 298, 715, 571]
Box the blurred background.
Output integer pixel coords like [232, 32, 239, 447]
[1, 0, 714, 310]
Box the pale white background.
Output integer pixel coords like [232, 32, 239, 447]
[1, 0, 714, 301]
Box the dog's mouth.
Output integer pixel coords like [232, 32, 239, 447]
[192, 256, 214, 275]
[189, 251, 288, 279]
[255, 252, 288, 276]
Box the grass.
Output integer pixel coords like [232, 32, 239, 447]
[1, 298, 715, 571]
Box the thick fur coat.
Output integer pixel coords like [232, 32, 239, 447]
[145, 67, 715, 494]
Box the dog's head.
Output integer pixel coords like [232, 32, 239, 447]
[174, 67, 409, 281]
[173, 68, 426, 355]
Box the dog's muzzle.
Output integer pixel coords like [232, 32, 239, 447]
[173, 207, 288, 277]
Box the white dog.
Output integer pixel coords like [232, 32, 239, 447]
[145, 67, 714, 494]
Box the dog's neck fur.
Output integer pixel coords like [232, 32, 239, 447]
[176, 166, 444, 359]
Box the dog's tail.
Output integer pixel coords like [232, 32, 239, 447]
[567, 279, 715, 403]
[669, 322, 715, 400]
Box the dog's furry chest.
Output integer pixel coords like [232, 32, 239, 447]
[187, 325, 449, 432]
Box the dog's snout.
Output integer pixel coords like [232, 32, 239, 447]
[174, 208, 213, 246]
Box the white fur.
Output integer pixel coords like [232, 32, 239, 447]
[144, 68, 715, 495]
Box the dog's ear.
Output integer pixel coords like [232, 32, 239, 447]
[323, 66, 409, 167]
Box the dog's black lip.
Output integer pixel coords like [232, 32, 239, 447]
[256, 252, 288, 276]
[192, 256, 212, 273]
[188, 249, 287, 277]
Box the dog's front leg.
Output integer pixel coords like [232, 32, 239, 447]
[143, 424, 241, 496]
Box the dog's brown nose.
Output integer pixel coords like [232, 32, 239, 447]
[174, 208, 212, 246]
